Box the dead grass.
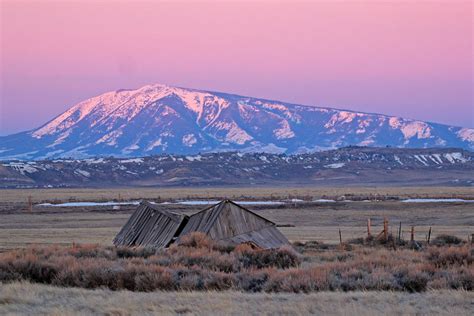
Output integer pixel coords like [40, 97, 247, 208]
[1, 189, 473, 250]
[0, 187, 472, 313]
[2, 186, 473, 204]
[0, 282, 473, 316]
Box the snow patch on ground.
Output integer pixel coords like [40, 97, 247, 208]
[432, 154, 444, 164]
[402, 199, 474, 203]
[242, 143, 287, 154]
[457, 128, 474, 142]
[427, 155, 440, 165]
[394, 155, 403, 165]
[443, 152, 466, 164]
[413, 155, 428, 166]
[176, 89, 228, 123]
[324, 163, 345, 169]
[185, 155, 202, 162]
[84, 158, 105, 164]
[448, 152, 467, 163]
[273, 120, 295, 139]
[388, 117, 402, 129]
[47, 130, 72, 147]
[3, 162, 38, 175]
[119, 158, 144, 163]
[182, 134, 197, 147]
[359, 138, 375, 146]
[213, 121, 253, 145]
[127, 144, 140, 150]
[324, 111, 357, 128]
[400, 121, 431, 139]
[75, 169, 90, 177]
[96, 130, 123, 146]
[146, 139, 163, 151]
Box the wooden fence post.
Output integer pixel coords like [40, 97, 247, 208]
[383, 218, 388, 241]
[367, 218, 371, 238]
[339, 228, 342, 245]
[398, 221, 402, 242]
[28, 195, 32, 212]
[471, 234, 474, 245]
[427, 227, 432, 244]
[410, 226, 415, 242]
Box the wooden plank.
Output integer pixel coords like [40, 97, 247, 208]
[117, 200, 290, 250]
[222, 226, 289, 249]
[113, 202, 186, 248]
[177, 200, 289, 249]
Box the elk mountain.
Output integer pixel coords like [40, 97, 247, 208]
[1, 84, 473, 160]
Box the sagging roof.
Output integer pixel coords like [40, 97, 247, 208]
[222, 226, 289, 249]
[114, 200, 289, 249]
[113, 201, 188, 248]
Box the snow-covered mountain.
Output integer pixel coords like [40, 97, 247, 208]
[1, 83, 473, 160]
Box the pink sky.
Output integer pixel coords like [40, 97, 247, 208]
[0, 1, 472, 135]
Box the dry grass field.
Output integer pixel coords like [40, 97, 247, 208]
[0, 203, 473, 250]
[0, 186, 472, 315]
[2, 186, 474, 204]
[1, 282, 473, 315]
[0, 187, 473, 250]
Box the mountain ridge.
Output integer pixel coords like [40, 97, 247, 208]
[1, 147, 472, 188]
[1, 83, 473, 160]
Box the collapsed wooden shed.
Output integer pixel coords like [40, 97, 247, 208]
[177, 200, 289, 249]
[113, 201, 188, 248]
[113, 200, 289, 249]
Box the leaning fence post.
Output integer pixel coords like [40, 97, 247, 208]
[427, 227, 432, 244]
[339, 228, 342, 245]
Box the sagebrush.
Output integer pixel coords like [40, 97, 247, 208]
[0, 233, 472, 293]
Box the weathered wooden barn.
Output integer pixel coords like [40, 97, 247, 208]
[113, 201, 188, 248]
[113, 200, 289, 249]
[177, 200, 289, 248]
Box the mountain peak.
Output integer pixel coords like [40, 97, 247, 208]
[0, 84, 473, 160]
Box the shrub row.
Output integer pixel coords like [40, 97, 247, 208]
[0, 233, 472, 293]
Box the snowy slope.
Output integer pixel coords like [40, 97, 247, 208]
[0, 83, 473, 160]
[1, 148, 473, 188]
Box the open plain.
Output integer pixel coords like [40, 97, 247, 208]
[0, 186, 473, 315]
[0, 187, 473, 250]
